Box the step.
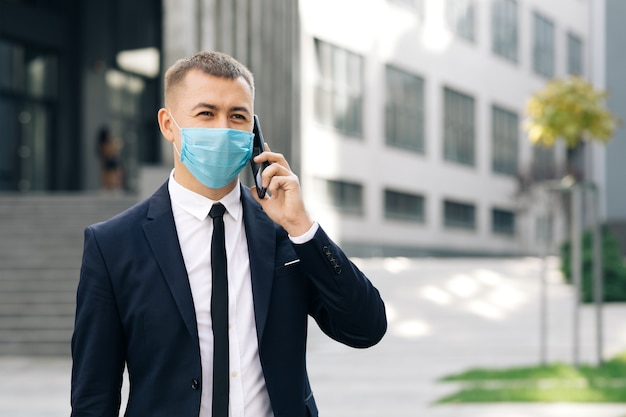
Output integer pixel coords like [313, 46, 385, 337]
[0, 268, 78, 281]
[0, 328, 74, 343]
[0, 302, 75, 317]
[0, 291, 77, 304]
[0, 255, 83, 269]
[0, 341, 71, 357]
[0, 193, 137, 356]
[0, 278, 77, 292]
[0, 330, 73, 356]
[0, 315, 73, 330]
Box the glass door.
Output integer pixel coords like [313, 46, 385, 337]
[0, 38, 57, 191]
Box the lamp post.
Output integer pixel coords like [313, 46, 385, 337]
[538, 180, 604, 366]
[525, 76, 616, 366]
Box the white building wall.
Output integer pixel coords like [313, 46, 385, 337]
[299, 0, 599, 256]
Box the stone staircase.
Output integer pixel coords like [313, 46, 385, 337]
[0, 193, 138, 356]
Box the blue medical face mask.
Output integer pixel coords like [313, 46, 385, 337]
[170, 113, 254, 189]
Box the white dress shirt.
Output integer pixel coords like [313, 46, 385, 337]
[168, 171, 273, 417]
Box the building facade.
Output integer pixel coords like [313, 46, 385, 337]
[0, 0, 618, 257]
[298, 0, 607, 256]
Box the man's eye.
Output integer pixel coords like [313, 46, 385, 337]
[232, 114, 245, 120]
[198, 111, 213, 117]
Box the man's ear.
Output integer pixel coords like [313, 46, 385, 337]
[157, 108, 175, 143]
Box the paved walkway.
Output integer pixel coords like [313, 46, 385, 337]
[307, 256, 626, 417]
[2, 257, 626, 416]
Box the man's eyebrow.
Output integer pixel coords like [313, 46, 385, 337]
[190, 103, 251, 115]
[190, 102, 218, 112]
[230, 106, 251, 115]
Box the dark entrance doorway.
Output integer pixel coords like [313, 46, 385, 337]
[0, 0, 162, 192]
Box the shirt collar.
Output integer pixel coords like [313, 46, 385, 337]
[168, 169, 242, 222]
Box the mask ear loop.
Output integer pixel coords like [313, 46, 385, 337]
[168, 111, 182, 130]
[168, 111, 183, 159]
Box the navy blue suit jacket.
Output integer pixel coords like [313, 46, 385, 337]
[71, 182, 386, 417]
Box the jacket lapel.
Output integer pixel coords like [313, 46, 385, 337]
[241, 186, 276, 343]
[142, 182, 199, 343]
[140, 182, 274, 344]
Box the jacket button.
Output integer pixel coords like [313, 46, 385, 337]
[191, 379, 200, 390]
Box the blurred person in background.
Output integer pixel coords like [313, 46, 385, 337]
[96, 126, 124, 190]
[71, 51, 387, 417]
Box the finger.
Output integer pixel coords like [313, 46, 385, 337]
[261, 160, 288, 176]
[260, 161, 292, 188]
[266, 175, 287, 197]
[255, 150, 291, 172]
[267, 173, 299, 196]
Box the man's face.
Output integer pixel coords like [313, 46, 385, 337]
[163, 69, 254, 146]
[158, 69, 255, 193]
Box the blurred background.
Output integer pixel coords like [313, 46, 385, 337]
[1, 0, 625, 255]
[1, 0, 626, 415]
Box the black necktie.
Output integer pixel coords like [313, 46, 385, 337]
[209, 203, 229, 416]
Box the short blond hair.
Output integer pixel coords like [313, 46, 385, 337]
[164, 51, 255, 104]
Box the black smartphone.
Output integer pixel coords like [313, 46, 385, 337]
[250, 114, 271, 198]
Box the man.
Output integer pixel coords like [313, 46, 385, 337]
[71, 51, 386, 417]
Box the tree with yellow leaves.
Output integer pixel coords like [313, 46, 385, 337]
[525, 76, 618, 150]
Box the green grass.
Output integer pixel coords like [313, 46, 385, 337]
[436, 351, 626, 404]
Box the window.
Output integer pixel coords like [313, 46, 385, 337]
[385, 66, 425, 153]
[316, 178, 364, 215]
[443, 87, 475, 166]
[567, 32, 584, 76]
[532, 145, 556, 181]
[492, 0, 518, 62]
[491, 105, 519, 176]
[314, 39, 363, 137]
[384, 189, 425, 222]
[532, 12, 555, 78]
[492, 208, 516, 236]
[0, 39, 58, 191]
[446, 0, 476, 42]
[443, 200, 476, 230]
[0, 40, 58, 99]
[106, 69, 145, 118]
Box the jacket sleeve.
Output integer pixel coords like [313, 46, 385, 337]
[71, 226, 125, 417]
[292, 226, 387, 348]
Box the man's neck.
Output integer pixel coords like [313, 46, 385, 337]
[173, 167, 238, 201]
